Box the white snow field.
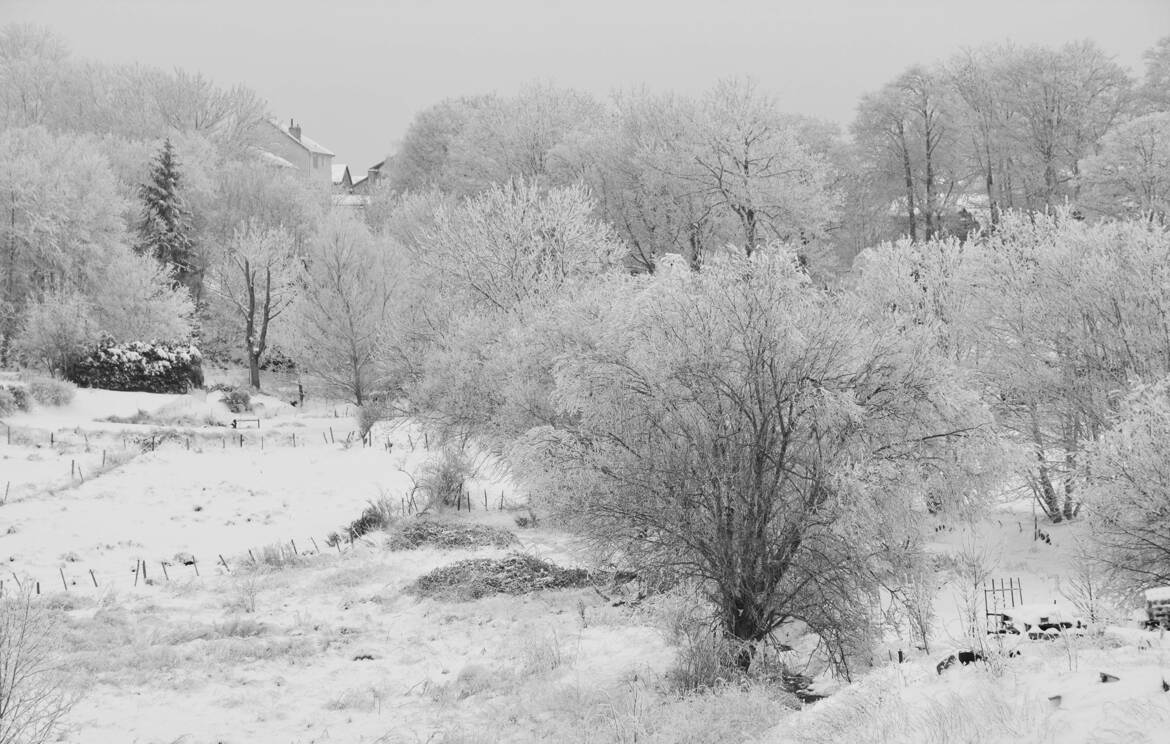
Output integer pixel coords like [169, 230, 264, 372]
[3, 385, 1170, 743]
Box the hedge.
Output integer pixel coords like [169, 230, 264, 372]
[68, 337, 203, 394]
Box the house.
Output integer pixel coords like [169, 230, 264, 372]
[332, 164, 353, 193]
[351, 157, 387, 195]
[260, 118, 334, 186]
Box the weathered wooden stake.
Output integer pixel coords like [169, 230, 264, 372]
[133, 559, 141, 587]
[310, 537, 319, 554]
[89, 569, 98, 587]
[329, 427, 335, 444]
[102, 450, 107, 467]
[192, 559, 199, 577]
[161, 562, 169, 581]
[218, 554, 230, 572]
[59, 567, 68, 591]
[248, 549, 256, 564]
[290, 539, 298, 555]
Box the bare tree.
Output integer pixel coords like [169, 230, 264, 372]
[286, 213, 392, 405]
[207, 224, 298, 389]
[0, 585, 75, 744]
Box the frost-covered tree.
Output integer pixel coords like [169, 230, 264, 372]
[1138, 36, 1170, 114]
[286, 213, 393, 405]
[136, 138, 196, 289]
[394, 180, 626, 448]
[207, 224, 298, 389]
[13, 245, 194, 376]
[853, 65, 965, 242]
[1079, 112, 1170, 222]
[512, 250, 996, 675]
[1083, 378, 1170, 591]
[0, 126, 125, 364]
[853, 212, 1170, 522]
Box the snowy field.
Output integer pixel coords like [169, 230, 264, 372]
[3, 386, 1169, 743]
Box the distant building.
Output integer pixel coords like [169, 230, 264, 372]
[351, 158, 387, 195]
[332, 164, 353, 193]
[259, 118, 334, 186]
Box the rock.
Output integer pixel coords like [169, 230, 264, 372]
[1100, 672, 1120, 683]
[173, 552, 196, 566]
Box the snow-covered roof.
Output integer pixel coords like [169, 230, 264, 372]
[1145, 587, 1170, 602]
[268, 118, 334, 156]
[254, 148, 297, 170]
[332, 164, 350, 185]
[351, 174, 368, 189]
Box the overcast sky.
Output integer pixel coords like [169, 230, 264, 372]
[6, 0, 1169, 171]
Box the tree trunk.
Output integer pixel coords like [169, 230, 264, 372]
[249, 351, 261, 389]
[1030, 404, 1062, 522]
[923, 112, 936, 240]
[898, 123, 917, 242]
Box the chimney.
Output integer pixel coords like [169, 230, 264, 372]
[288, 118, 301, 141]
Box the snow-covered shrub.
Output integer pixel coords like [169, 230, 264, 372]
[27, 378, 75, 407]
[385, 520, 517, 551]
[418, 449, 474, 509]
[0, 387, 17, 416]
[407, 554, 591, 600]
[325, 497, 397, 546]
[67, 336, 203, 394]
[221, 387, 251, 414]
[0, 383, 32, 414]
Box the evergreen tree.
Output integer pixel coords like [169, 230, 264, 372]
[137, 138, 195, 289]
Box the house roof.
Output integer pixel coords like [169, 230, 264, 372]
[254, 148, 297, 170]
[332, 164, 351, 185]
[351, 174, 368, 189]
[268, 118, 334, 157]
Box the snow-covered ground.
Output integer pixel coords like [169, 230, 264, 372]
[3, 386, 1169, 743]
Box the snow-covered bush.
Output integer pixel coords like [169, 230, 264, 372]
[222, 387, 251, 414]
[0, 383, 32, 414]
[27, 378, 75, 407]
[68, 336, 203, 394]
[418, 449, 475, 509]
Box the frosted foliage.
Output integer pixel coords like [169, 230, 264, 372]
[285, 213, 392, 405]
[418, 180, 626, 314]
[1084, 379, 1170, 590]
[511, 247, 997, 673]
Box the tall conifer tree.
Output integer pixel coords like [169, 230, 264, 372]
[137, 138, 195, 289]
